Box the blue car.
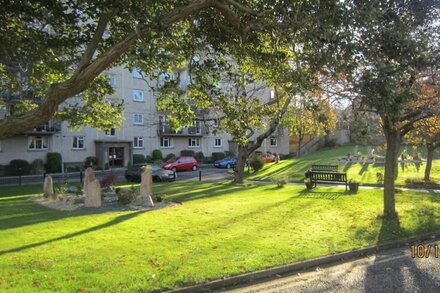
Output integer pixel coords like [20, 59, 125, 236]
[214, 156, 237, 169]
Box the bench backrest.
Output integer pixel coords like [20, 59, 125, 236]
[311, 165, 338, 172]
[309, 171, 347, 182]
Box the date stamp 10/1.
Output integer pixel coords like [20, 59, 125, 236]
[411, 243, 439, 258]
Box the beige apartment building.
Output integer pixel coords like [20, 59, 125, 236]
[0, 65, 290, 170]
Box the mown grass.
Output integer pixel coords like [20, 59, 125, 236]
[248, 145, 440, 186]
[1, 180, 440, 292]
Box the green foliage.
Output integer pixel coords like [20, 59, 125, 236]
[100, 171, 117, 189]
[7, 159, 30, 176]
[145, 155, 154, 163]
[116, 189, 137, 205]
[164, 153, 176, 162]
[84, 156, 98, 168]
[212, 152, 226, 161]
[180, 150, 195, 157]
[250, 156, 264, 172]
[272, 174, 289, 187]
[152, 149, 163, 161]
[30, 159, 45, 175]
[45, 152, 62, 173]
[195, 151, 204, 163]
[133, 154, 146, 165]
[0, 165, 6, 177]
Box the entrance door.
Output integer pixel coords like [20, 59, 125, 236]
[109, 147, 124, 167]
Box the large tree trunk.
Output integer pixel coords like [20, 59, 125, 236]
[234, 146, 248, 184]
[424, 145, 434, 182]
[383, 125, 401, 220]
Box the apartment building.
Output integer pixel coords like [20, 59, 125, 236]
[0, 65, 290, 170]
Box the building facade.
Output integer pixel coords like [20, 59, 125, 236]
[0, 65, 290, 170]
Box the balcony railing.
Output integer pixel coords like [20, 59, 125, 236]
[157, 124, 204, 136]
[24, 120, 61, 135]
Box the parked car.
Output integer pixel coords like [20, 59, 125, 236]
[214, 156, 237, 169]
[125, 164, 176, 182]
[248, 152, 276, 164]
[162, 156, 198, 172]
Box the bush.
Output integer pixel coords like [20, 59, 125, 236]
[164, 153, 176, 162]
[7, 159, 30, 176]
[224, 151, 234, 157]
[116, 188, 137, 204]
[145, 155, 153, 163]
[272, 175, 289, 187]
[180, 149, 195, 157]
[100, 171, 117, 189]
[0, 165, 6, 177]
[45, 152, 62, 173]
[152, 149, 163, 161]
[250, 156, 264, 172]
[212, 152, 226, 161]
[133, 154, 146, 164]
[195, 151, 204, 162]
[84, 156, 98, 168]
[154, 195, 163, 203]
[30, 159, 45, 175]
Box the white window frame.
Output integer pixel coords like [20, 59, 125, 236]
[72, 136, 85, 149]
[160, 137, 172, 148]
[133, 113, 144, 125]
[269, 137, 277, 147]
[28, 136, 48, 150]
[188, 137, 200, 148]
[214, 138, 222, 148]
[105, 127, 116, 136]
[132, 68, 142, 79]
[106, 74, 116, 88]
[132, 89, 144, 102]
[133, 137, 144, 149]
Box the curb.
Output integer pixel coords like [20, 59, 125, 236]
[166, 231, 440, 293]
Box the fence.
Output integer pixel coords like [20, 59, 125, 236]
[0, 168, 126, 186]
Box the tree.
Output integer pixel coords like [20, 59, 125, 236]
[0, 1, 267, 138]
[347, 1, 439, 220]
[283, 94, 336, 157]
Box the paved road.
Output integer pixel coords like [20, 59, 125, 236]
[175, 167, 233, 182]
[228, 241, 440, 293]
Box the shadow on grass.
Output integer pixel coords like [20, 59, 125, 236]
[343, 162, 353, 172]
[359, 163, 370, 175]
[0, 210, 144, 256]
[295, 189, 351, 200]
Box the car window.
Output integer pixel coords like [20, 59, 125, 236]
[151, 165, 162, 172]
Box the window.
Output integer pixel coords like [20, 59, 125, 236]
[132, 89, 144, 102]
[269, 137, 277, 147]
[106, 74, 116, 88]
[133, 113, 144, 125]
[194, 120, 201, 134]
[72, 136, 85, 149]
[214, 138, 222, 147]
[133, 137, 144, 148]
[105, 127, 116, 136]
[132, 68, 142, 78]
[160, 137, 172, 148]
[188, 137, 200, 148]
[28, 136, 48, 150]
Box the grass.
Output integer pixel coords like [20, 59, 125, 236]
[1, 180, 440, 292]
[248, 145, 440, 186]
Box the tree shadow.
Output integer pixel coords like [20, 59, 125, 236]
[295, 189, 349, 200]
[363, 216, 439, 292]
[343, 162, 353, 172]
[0, 210, 144, 256]
[359, 163, 370, 175]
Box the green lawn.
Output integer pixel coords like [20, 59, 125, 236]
[248, 145, 440, 186]
[1, 181, 440, 292]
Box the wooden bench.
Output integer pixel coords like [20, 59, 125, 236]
[310, 165, 339, 172]
[305, 171, 348, 190]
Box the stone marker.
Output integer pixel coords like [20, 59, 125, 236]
[367, 146, 372, 158]
[84, 167, 101, 207]
[138, 166, 154, 207]
[43, 176, 55, 200]
[352, 145, 359, 156]
[412, 147, 420, 160]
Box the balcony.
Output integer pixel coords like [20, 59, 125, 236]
[157, 124, 205, 137]
[24, 120, 61, 135]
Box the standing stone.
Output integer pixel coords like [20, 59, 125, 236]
[367, 146, 372, 158]
[352, 145, 359, 157]
[84, 167, 101, 207]
[43, 176, 55, 200]
[412, 147, 420, 160]
[138, 166, 154, 207]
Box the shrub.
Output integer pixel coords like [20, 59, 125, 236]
[133, 154, 146, 164]
[30, 159, 45, 175]
[84, 156, 98, 168]
[46, 152, 62, 173]
[250, 156, 264, 172]
[195, 151, 204, 162]
[212, 152, 226, 161]
[100, 171, 117, 189]
[304, 178, 313, 190]
[272, 175, 288, 187]
[224, 151, 234, 157]
[0, 165, 6, 177]
[145, 155, 153, 163]
[117, 188, 137, 204]
[180, 149, 195, 157]
[164, 153, 176, 162]
[154, 195, 163, 203]
[7, 159, 30, 176]
[152, 149, 163, 161]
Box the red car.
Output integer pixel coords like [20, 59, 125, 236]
[162, 156, 198, 172]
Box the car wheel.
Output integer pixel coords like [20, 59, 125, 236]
[226, 163, 231, 169]
[192, 165, 197, 171]
[171, 167, 177, 173]
[153, 176, 161, 183]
